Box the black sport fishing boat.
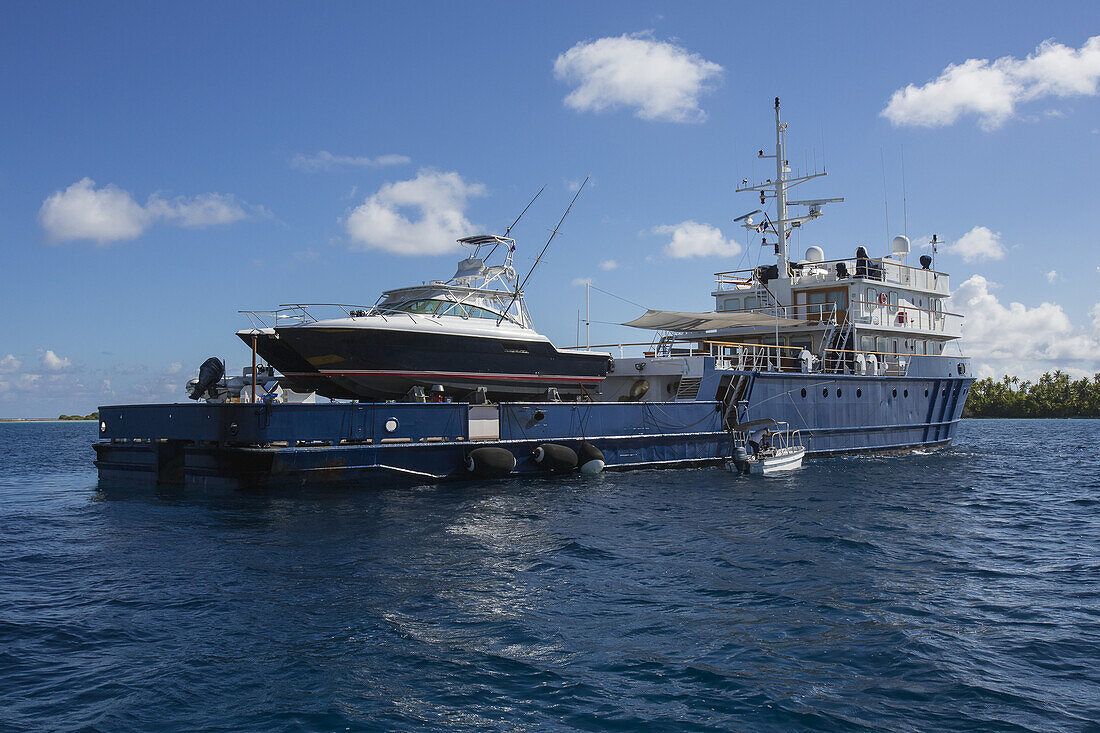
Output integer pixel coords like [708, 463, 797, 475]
[238, 234, 611, 402]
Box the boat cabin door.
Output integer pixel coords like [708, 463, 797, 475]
[796, 288, 848, 324]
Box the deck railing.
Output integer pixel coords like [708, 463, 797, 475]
[715, 256, 950, 294]
[850, 299, 963, 336]
[239, 304, 376, 330]
[706, 340, 914, 376]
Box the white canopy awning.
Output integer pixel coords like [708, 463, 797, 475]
[622, 309, 808, 332]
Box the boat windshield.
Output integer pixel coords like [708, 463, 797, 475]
[378, 298, 507, 321]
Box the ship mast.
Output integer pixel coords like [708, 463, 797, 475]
[735, 97, 842, 275]
[773, 98, 790, 274]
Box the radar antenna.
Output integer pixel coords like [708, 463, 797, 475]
[735, 98, 843, 274]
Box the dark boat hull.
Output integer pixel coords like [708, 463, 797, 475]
[275, 325, 610, 401]
[236, 331, 360, 400]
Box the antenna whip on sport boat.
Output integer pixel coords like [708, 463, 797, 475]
[504, 185, 546, 239]
[498, 176, 589, 324]
[486, 185, 546, 261]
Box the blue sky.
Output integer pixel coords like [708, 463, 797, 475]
[2, 1, 1099, 416]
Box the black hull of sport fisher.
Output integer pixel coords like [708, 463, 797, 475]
[236, 331, 360, 400]
[274, 325, 611, 401]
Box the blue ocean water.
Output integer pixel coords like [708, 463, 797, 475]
[1, 420, 1098, 732]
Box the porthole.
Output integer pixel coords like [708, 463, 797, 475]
[822, 387, 828, 397]
[942, 388, 947, 397]
[925, 389, 929, 397]
[801, 388, 807, 398]
[903, 389, 909, 398]
[384, 418, 399, 433]
[856, 388, 862, 398]
[892, 389, 897, 398]
[836, 388, 842, 398]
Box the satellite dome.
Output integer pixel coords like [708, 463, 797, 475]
[891, 235, 911, 255]
[805, 246, 825, 263]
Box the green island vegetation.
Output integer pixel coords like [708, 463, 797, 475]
[58, 412, 99, 421]
[964, 371, 1100, 418]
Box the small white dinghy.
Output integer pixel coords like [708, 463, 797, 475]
[726, 419, 806, 475]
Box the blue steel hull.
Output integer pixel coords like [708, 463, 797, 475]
[728, 371, 972, 456]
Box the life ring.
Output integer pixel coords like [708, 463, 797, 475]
[897, 310, 908, 324]
[878, 293, 889, 305]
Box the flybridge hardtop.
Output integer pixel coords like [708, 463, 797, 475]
[364, 234, 534, 330]
[238, 231, 612, 402]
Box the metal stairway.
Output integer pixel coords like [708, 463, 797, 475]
[820, 316, 853, 373]
[718, 373, 752, 429]
[674, 377, 703, 401]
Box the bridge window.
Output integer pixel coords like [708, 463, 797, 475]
[744, 296, 758, 309]
[790, 337, 812, 351]
[721, 297, 740, 312]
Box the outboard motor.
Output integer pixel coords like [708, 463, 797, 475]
[187, 357, 224, 400]
[731, 446, 751, 475]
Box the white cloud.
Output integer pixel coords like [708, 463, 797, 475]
[291, 152, 411, 172]
[39, 178, 263, 244]
[599, 259, 618, 271]
[39, 178, 149, 243]
[956, 274, 1100, 378]
[572, 277, 594, 287]
[554, 33, 722, 122]
[145, 193, 261, 228]
[1046, 270, 1059, 283]
[0, 355, 21, 373]
[883, 35, 1100, 129]
[945, 226, 1006, 262]
[40, 350, 71, 371]
[345, 169, 486, 256]
[654, 221, 742, 259]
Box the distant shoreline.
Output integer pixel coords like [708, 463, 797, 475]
[0, 418, 96, 423]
